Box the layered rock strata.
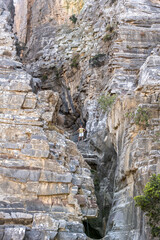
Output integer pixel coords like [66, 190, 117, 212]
[0, 2, 98, 239]
[6, 0, 160, 239]
[105, 66, 160, 239]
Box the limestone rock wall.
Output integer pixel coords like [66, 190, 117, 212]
[19, 0, 160, 130]
[0, 2, 98, 239]
[2, 0, 160, 239]
[105, 72, 160, 239]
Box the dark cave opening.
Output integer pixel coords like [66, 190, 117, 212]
[83, 220, 102, 239]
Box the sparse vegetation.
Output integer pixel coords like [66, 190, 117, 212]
[134, 107, 149, 126]
[89, 54, 106, 67]
[127, 45, 132, 50]
[103, 23, 116, 42]
[69, 14, 77, 24]
[42, 74, 48, 81]
[103, 34, 112, 42]
[54, 66, 63, 80]
[153, 131, 160, 143]
[125, 106, 149, 127]
[98, 94, 117, 111]
[2, 50, 12, 57]
[71, 54, 80, 68]
[134, 174, 160, 238]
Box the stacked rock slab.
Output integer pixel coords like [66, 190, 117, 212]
[0, 2, 98, 239]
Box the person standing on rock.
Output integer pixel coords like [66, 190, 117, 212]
[78, 125, 86, 142]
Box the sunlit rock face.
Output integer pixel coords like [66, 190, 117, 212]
[13, 0, 27, 43]
[13, 0, 84, 43]
[0, 1, 98, 239]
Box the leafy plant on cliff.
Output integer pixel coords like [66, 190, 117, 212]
[41, 74, 48, 81]
[154, 131, 160, 143]
[134, 174, 160, 238]
[134, 107, 149, 126]
[98, 94, 117, 111]
[54, 66, 63, 80]
[103, 23, 116, 42]
[125, 106, 149, 127]
[71, 54, 80, 69]
[103, 34, 112, 42]
[89, 54, 106, 67]
[69, 14, 77, 24]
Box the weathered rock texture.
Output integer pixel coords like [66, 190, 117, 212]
[0, 1, 98, 239]
[3, 0, 160, 239]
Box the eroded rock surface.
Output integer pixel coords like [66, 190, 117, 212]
[1, 0, 160, 239]
[0, 2, 98, 239]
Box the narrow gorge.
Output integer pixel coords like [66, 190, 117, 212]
[0, 0, 159, 239]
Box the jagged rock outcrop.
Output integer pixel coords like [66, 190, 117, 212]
[0, 1, 98, 239]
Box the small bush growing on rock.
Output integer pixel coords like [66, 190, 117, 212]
[89, 54, 106, 67]
[2, 50, 12, 57]
[134, 174, 160, 238]
[98, 94, 117, 111]
[154, 131, 160, 143]
[54, 66, 63, 80]
[127, 45, 132, 50]
[103, 23, 116, 42]
[71, 54, 80, 69]
[42, 74, 48, 81]
[103, 34, 112, 42]
[134, 107, 149, 126]
[125, 106, 149, 127]
[69, 14, 77, 24]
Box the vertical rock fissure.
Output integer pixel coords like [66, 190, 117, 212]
[78, 140, 117, 239]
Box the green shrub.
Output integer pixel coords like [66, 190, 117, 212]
[126, 45, 132, 50]
[154, 131, 160, 143]
[126, 106, 149, 127]
[69, 14, 77, 24]
[54, 66, 63, 80]
[42, 75, 48, 81]
[134, 107, 149, 126]
[103, 34, 112, 42]
[98, 94, 117, 111]
[134, 174, 160, 238]
[89, 54, 106, 67]
[71, 54, 80, 68]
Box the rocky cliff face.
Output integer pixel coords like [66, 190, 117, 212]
[0, 1, 98, 239]
[1, 0, 160, 239]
